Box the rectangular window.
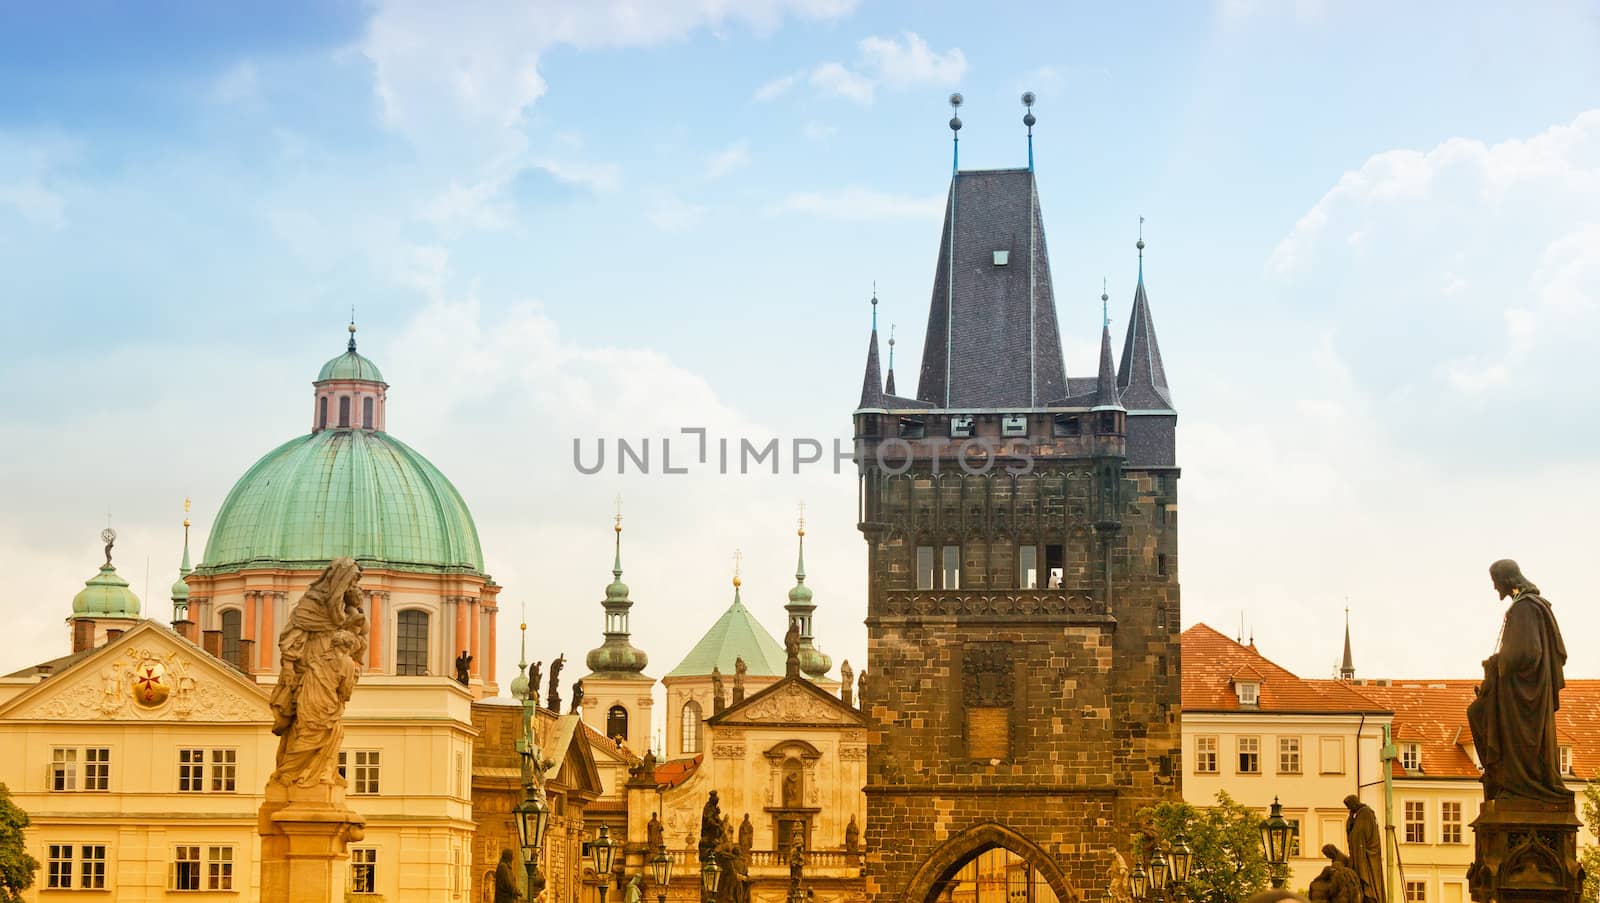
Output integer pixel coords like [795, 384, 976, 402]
[1401, 742, 1421, 772]
[916, 546, 935, 590]
[48, 844, 72, 889]
[1561, 745, 1573, 775]
[1405, 800, 1426, 843]
[80, 844, 107, 889]
[1195, 736, 1218, 774]
[1238, 736, 1260, 774]
[1279, 737, 1302, 774]
[942, 545, 961, 589]
[351, 847, 378, 893]
[1018, 545, 1038, 589]
[338, 396, 350, 428]
[84, 747, 110, 791]
[363, 396, 375, 428]
[179, 748, 205, 792]
[1156, 553, 1168, 576]
[1287, 818, 1301, 857]
[171, 845, 202, 891]
[1405, 879, 1426, 902]
[343, 750, 380, 795]
[1319, 736, 1346, 774]
[51, 747, 77, 791]
[210, 749, 237, 792]
[207, 846, 233, 890]
[1441, 801, 1463, 844]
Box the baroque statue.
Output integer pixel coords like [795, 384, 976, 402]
[1343, 796, 1384, 903]
[738, 813, 753, 854]
[1309, 845, 1362, 903]
[527, 660, 542, 702]
[1466, 559, 1573, 804]
[455, 649, 472, 686]
[784, 621, 801, 677]
[547, 653, 565, 711]
[268, 558, 368, 787]
[570, 678, 585, 713]
[495, 848, 523, 903]
[844, 814, 859, 852]
[647, 812, 665, 852]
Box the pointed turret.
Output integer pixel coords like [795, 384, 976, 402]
[170, 499, 193, 620]
[1117, 235, 1174, 411]
[510, 606, 531, 699]
[786, 510, 832, 680]
[1340, 607, 1355, 681]
[859, 292, 885, 409]
[584, 510, 649, 677]
[884, 325, 898, 396]
[1091, 286, 1123, 411]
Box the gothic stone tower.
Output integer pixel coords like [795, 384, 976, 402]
[853, 165, 1180, 902]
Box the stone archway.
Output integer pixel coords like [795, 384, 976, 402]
[901, 821, 1079, 903]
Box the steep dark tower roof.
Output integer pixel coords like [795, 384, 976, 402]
[916, 169, 1067, 408]
[1091, 324, 1122, 410]
[1116, 271, 1174, 411]
[859, 320, 884, 409]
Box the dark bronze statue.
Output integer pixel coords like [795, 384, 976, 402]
[733, 656, 746, 703]
[455, 649, 472, 686]
[570, 678, 584, 713]
[527, 660, 542, 702]
[738, 813, 753, 854]
[494, 848, 523, 902]
[547, 653, 565, 711]
[1466, 559, 1573, 804]
[784, 621, 801, 677]
[1309, 844, 1361, 903]
[1343, 795, 1384, 903]
[698, 790, 723, 862]
[840, 660, 854, 707]
[712, 667, 725, 712]
[844, 813, 860, 852]
[647, 811, 665, 852]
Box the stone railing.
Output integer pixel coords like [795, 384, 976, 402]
[666, 849, 863, 869]
[877, 589, 1107, 620]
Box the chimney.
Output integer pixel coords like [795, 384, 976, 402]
[172, 619, 198, 644]
[105, 628, 125, 643]
[73, 619, 96, 653]
[237, 639, 256, 673]
[203, 629, 223, 660]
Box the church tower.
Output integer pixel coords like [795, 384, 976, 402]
[853, 97, 1181, 902]
[580, 508, 654, 754]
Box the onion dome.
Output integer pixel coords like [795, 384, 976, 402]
[170, 505, 193, 605]
[585, 514, 649, 677]
[74, 530, 141, 617]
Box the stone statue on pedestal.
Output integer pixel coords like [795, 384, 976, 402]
[844, 814, 859, 852]
[495, 848, 523, 903]
[455, 650, 472, 686]
[570, 678, 584, 713]
[712, 667, 725, 713]
[547, 654, 565, 711]
[527, 660, 542, 702]
[738, 813, 753, 854]
[840, 660, 854, 707]
[1342, 796, 1384, 903]
[647, 812, 665, 852]
[268, 558, 368, 787]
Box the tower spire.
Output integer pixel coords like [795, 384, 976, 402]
[584, 503, 648, 677]
[347, 308, 358, 352]
[1022, 91, 1037, 172]
[1340, 604, 1355, 681]
[1117, 222, 1174, 411]
[170, 498, 193, 620]
[858, 289, 885, 408]
[1091, 286, 1123, 411]
[885, 323, 898, 396]
[949, 93, 963, 174]
[787, 504, 831, 680]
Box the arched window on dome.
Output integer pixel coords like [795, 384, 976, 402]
[396, 610, 430, 676]
[319, 397, 328, 431]
[338, 396, 350, 429]
[363, 397, 374, 429]
[220, 609, 242, 668]
[681, 699, 703, 755]
[607, 705, 629, 746]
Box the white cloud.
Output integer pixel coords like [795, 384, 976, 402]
[857, 32, 966, 86]
[754, 73, 800, 102]
[210, 61, 260, 105]
[0, 134, 75, 229]
[809, 62, 874, 105]
[528, 157, 622, 194]
[647, 192, 707, 232]
[802, 121, 837, 142]
[769, 187, 943, 221]
[706, 140, 750, 179]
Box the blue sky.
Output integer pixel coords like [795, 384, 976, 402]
[2, 1, 1598, 691]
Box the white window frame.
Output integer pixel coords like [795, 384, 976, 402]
[50, 747, 78, 791]
[1236, 681, 1260, 706]
[1404, 879, 1427, 902]
[210, 748, 237, 792]
[83, 747, 110, 791]
[1560, 745, 1573, 775]
[170, 845, 202, 891]
[1404, 800, 1427, 844]
[1441, 800, 1464, 845]
[1195, 736, 1218, 774]
[1238, 736, 1261, 774]
[206, 845, 233, 891]
[1278, 736, 1301, 774]
[47, 843, 73, 889]
[340, 750, 381, 795]
[350, 847, 378, 893]
[1400, 742, 1421, 772]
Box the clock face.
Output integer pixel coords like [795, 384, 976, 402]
[101, 528, 117, 545]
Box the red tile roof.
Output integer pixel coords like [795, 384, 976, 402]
[654, 755, 702, 789]
[580, 721, 642, 765]
[1182, 624, 1389, 715]
[1356, 679, 1600, 782]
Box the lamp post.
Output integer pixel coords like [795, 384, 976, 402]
[591, 825, 617, 903]
[1125, 823, 1193, 903]
[700, 855, 721, 903]
[1259, 797, 1295, 890]
[651, 842, 673, 903]
[513, 784, 551, 896]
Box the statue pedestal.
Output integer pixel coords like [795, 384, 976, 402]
[1468, 797, 1582, 903]
[258, 781, 366, 903]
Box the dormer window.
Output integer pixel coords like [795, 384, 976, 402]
[1560, 745, 1573, 775]
[1235, 681, 1260, 707]
[992, 250, 1009, 267]
[949, 416, 974, 439]
[1400, 743, 1421, 772]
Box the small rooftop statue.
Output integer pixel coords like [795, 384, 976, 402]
[547, 653, 565, 711]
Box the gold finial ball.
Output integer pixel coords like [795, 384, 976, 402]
[798, 526, 806, 538]
[348, 322, 358, 334]
[183, 518, 191, 527]
[520, 622, 528, 631]
[615, 523, 623, 534]
[733, 575, 742, 588]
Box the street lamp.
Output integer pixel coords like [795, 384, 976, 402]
[700, 856, 721, 902]
[1148, 847, 1169, 896]
[1259, 797, 1294, 890]
[1130, 860, 1149, 902]
[651, 842, 673, 903]
[591, 825, 617, 903]
[1168, 833, 1192, 887]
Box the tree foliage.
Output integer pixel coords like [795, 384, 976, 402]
[1134, 790, 1271, 903]
[0, 783, 39, 903]
[1581, 779, 1600, 903]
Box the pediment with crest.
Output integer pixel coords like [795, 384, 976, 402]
[0, 622, 271, 724]
[707, 677, 864, 729]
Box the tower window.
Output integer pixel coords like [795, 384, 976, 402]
[1157, 553, 1168, 576]
[363, 397, 374, 429]
[916, 546, 935, 590]
[219, 609, 242, 667]
[318, 396, 328, 430]
[1053, 415, 1081, 437]
[1017, 545, 1038, 589]
[1044, 544, 1065, 588]
[942, 545, 961, 589]
[396, 610, 429, 676]
[607, 706, 629, 746]
[338, 396, 350, 428]
[681, 700, 703, 754]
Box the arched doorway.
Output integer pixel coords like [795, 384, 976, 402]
[903, 823, 1078, 903]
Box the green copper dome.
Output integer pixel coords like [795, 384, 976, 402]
[317, 350, 385, 383]
[195, 430, 485, 576]
[74, 564, 141, 617]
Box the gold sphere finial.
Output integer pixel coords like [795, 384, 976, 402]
[733, 575, 742, 588]
[183, 518, 191, 527]
[348, 321, 358, 334]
